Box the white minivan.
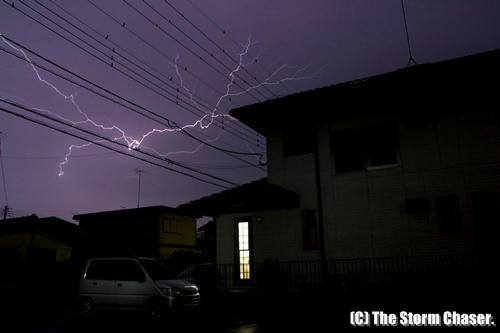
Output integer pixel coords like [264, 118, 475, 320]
[78, 257, 200, 319]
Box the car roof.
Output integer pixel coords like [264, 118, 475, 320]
[88, 257, 139, 261]
[137, 256, 159, 261]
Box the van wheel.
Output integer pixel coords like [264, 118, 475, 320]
[79, 298, 94, 318]
[149, 301, 165, 321]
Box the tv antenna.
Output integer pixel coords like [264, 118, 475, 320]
[134, 168, 146, 208]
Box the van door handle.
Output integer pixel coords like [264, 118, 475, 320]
[93, 282, 98, 286]
[117, 283, 122, 287]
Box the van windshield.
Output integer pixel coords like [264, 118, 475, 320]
[140, 260, 176, 280]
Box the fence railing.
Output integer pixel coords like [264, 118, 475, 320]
[209, 254, 477, 293]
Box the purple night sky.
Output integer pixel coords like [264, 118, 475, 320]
[1, 0, 499, 223]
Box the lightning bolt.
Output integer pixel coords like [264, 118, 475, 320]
[1, 34, 314, 176]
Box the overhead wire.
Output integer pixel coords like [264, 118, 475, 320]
[0, 36, 266, 171]
[0, 31, 265, 170]
[0, 105, 232, 189]
[158, 0, 281, 99]
[83, 0, 266, 145]
[42, 0, 263, 147]
[183, 0, 295, 97]
[0, 98, 239, 188]
[120, 0, 267, 103]
[141, 0, 277, 101]
[85, 0, 229, 102]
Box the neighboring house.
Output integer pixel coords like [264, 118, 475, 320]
[180, 49, 500, 285]
[74, 206, 198, 261]
[197, 221, 215, 242]
[196, 221, 215, 262]
[0, 215, 79, 279]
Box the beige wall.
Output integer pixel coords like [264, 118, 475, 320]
[217, 110, 499, 263]
[216, 210, 322, 265]
[157, 213, 197, 260]
[157, 213, 196, 247]
[0, 231, 72, 263]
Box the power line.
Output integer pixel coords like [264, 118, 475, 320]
[0, 101, 236, 189]
[38, 0, 264, 146]
[1, 152, 257, 170]
[2, 152, 117, 160]
[183, 0, 294, 97]
[142, 0, 278, 100]
[81, 0, 266, 144]
[0, 34, 266, 170]
[0, 44, 265, 172]
[158, 0, 282, 99]
[120, 0, 267, 103]
[4, 0, 264, 150]
[85, 0, 230, 102]
[0, 97, 240, 187]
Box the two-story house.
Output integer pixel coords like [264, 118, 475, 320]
[180, 49, 500, 288]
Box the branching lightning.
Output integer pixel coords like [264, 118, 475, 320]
[0, 33, 314, 177]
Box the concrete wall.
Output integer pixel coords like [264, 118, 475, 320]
[216, 210, 322, 265]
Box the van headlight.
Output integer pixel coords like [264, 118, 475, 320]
[162, 288, 182, 296]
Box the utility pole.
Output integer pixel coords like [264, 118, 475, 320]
[0, 132, 8, 220]
[135, 168, 146, 208]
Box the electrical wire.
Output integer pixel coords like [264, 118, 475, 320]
[142, 0, 277, 100]
[184, 0, 294, 96]
[121, 0, 266, 103]
[0, 34, 266, 170]
[159, 0, 281, 99]
[3, 0, 264, 151]
[0, 100, 237, 189]
[38, 0, 263, 146]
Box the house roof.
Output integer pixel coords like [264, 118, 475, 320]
[73, 205, 195, 222]
[177, 178, 300, 217]
[230, 48, 500, 135]
[0, 215, 79, 243]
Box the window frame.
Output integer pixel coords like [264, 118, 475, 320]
[85, 259, 146, 282]
[330, 124, 401, 174]
[234, 217, 253, 281]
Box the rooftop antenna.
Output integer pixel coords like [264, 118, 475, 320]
[401, 0, 417, 67]
[134, 168, 146, 208]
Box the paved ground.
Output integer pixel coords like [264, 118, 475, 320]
[1, 283, 498, 332]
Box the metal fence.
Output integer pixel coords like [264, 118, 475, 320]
[212, 254, 477, 293]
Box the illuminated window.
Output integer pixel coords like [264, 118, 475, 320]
[237, 221, 251, 280]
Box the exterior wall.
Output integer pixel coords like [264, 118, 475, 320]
[157, 213, 197, 260]
[0, 231, 72, 263]
[216, 210, 322, 265]
[264, 110, 500, 260]
[79, 211, 197, 261]
[267, 130, 317, 209]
